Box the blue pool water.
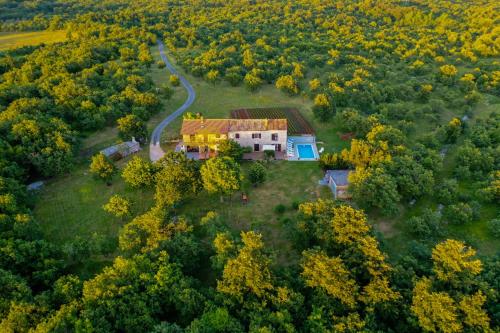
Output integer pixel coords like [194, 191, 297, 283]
[297, 144, 315, 159]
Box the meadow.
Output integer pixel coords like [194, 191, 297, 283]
[0, 30, 66, 50]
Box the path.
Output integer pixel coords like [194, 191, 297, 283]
[149, 40, 196, 161]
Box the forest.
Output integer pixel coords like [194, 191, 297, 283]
[0, 0, 499, 332]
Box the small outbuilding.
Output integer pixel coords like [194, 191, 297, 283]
[27, 181, 44, 192]
[100, 139, 140, 161]
[324, 170, 352, 199]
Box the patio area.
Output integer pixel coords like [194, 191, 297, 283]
[243, 151, 286, 160]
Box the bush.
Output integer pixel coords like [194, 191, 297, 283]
[264, 150, 275, 161]
[248, 162, 266, 186]
[170, 74, 180, 86]
[218, 140, 244, 161]
[274, 204, 286, 214]
[406, 209, 442, 239]
[435, 179, 458, 204]
[488, 218, 500, 238]
[443, 202, 474, 225]
[291, 201, 300, 210]
[157, 61, 166, 69]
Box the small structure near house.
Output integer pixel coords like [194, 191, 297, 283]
[324, 170, 352, 199]
[100, 139, 140, 161]
[27, 181, 44, 192]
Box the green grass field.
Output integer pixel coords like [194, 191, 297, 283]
[179, 161, 330, 265]
[0, 30, 67, 51]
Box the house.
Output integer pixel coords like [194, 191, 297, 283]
[325, 170, 352, 199]
[100, 139, 140, 160]
[180, 118, 287, 158]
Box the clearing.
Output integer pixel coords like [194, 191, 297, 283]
[0, 30, 67, 51]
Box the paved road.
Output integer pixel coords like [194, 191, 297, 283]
[149, 40, 196, 161]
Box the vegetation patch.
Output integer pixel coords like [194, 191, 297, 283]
[0, 30, 66, 50]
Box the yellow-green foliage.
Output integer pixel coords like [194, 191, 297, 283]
[431, 239, 482, 283]
[0, 30, 67, 50]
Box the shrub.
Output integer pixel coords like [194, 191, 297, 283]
[170, 74, 180, 86]
[248, 162, 266, 186]
[264, 150, 275, 161]
[406, 209, 442, 239]
[218, 140, 244, 161]
[103, 195, 131, 218]
[488, 218, 500, 238]
[443, 202, 474, 225]
[157, 60, 166, 69]
[274, 204, 286, 214]
[435, 179, 458, 204]
[89, 153, 115, 183]
[122, 156, 156, 188]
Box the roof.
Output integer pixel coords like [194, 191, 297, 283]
[326, 170, 351, 186]
[27, 181, 44, 191]
[180, 119, 287, 135]
[100, 141, 140, 157]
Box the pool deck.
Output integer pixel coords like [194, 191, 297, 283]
[287, 136, 319, 161]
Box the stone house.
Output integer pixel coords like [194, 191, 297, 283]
[180, 118, 287, 158]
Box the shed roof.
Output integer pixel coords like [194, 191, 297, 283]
[326, 170, 351, 186]
[100, 141, 139, 157]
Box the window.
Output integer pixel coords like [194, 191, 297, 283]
[235, 133, 240, 139]
[252, 133, 261, 139]
[189, 135, 195, 142]
[271, 133, 278, 141]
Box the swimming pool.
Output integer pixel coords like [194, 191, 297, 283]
[297, 144, 315, 159]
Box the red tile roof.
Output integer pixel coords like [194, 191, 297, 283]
[180, 118, 287, 135]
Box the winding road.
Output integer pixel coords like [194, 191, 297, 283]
[149, 40, 196, 161]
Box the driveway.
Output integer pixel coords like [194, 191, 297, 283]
[149, 40, 196, 161]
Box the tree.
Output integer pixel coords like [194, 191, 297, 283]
[206, 70, 219, 84]
[411, 277, 463, 333]
[160, 83, 174, 99]
[217, 140, 243, 161]
[122, 156, 156, 188]
[301, 249, 358, 307]
[443, 118, 462, 143]
[313, 93, 333, 121]
[103, 195, 131, 218]
[351, 167, 400, 215]
[89, 153, 115, 183]
[117, 114, 147, 143]
[187, 307, 244, 333]
[217, 231, 273, 301]
[275, 75, 299, 95]
[170, 74, 180, 86]
[431, 239, 482, 284]
[155, 152, 201, 207]
[248, 162, 266, 186]
[244, 72, 263, 91]
[200, 157, 242, 202]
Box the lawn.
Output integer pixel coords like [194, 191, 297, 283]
[178, 161, 329, 265]
[34, 150, 154, 242]
[0, 30, 67, 51]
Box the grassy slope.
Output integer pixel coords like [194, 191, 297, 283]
[0, 30, 67, 50]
